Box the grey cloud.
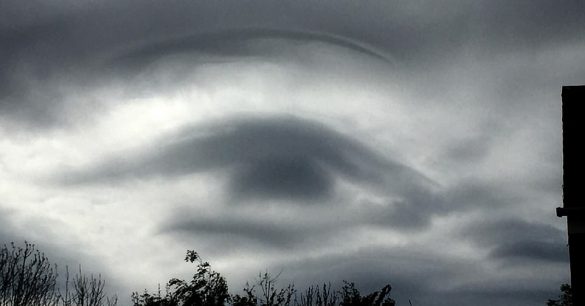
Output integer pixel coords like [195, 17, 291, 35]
[364, 178, 521, 231]
[161, 199, 431, 252]
[252, 247, 444, 303]
[442, 135, 493, 164]
[375, 200, 439, 230]
[0, 1, 576, 304]
[2, 0, 584, 129]
[464, 218, 565, 245]
[444, 179, 523, 211]
[166, 217, 296, 248]
[4, 0, 584, 68]
[60, 115, 435, 203]
[52, 113, 470, 250]
[66, 113, 553, 234]
[161, 166, 525, 255]
[1, 0, 402, 128]
[264, 245, 549, 306]
[489, 241, 568, 263]
[344, 190, 447, 231]
[467, 0, 585, 54]
[0, 207, 20, 245]
[161, 210, 348, 250]
[461, 218, 568, 263]
[435, 287, 560, 306]
[231, 156, 333, 201]
[0, 18, 80, 127]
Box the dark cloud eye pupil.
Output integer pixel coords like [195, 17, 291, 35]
[232, 156, 331, 201]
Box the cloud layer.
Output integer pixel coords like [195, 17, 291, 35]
[1, 1, 581, 305]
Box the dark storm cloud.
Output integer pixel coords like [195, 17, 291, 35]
[461, 218, 568, 263]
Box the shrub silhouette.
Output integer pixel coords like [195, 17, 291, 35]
[295, 283, 337, 306]
[547, 284, 572, 306]
[338, 282, 394, 306]
[131, 251, 229, 306]
[231, 272, 295, 306]
[138, 251, 397, 306]
[232, 275, 396, 306]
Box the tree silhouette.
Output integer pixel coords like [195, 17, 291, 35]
[68, 266, 117, 306]
[0, 241, 116, 306]
[2, 242, 400, 306]
[0, 242, 59, 306]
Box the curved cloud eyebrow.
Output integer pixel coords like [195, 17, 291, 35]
[111, 28, 392, 68]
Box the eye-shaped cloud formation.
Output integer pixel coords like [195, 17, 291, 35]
[59, 115, 436, 203]
[2, 1, 580, 305]
[55, 115, 449, 251]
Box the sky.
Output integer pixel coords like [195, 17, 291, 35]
[1, 0, 584, 305]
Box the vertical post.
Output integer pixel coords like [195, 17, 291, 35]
[557, 85, 585, 306]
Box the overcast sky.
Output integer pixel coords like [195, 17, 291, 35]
[1, 1, 584, 305]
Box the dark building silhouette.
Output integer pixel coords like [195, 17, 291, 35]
[557, 85, 585, 306]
